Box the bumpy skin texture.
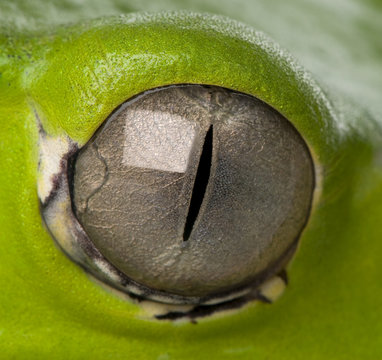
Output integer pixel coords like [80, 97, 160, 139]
[0, 2, 381, 360]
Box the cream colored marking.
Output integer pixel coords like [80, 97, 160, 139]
[139, 301, 194, 318]
[202, 288, 251, 306]
[93, 258, 123, 283]
[37, 133, 72, 204]
[258, 276, 286, 302]
[43, 193, 73, 250]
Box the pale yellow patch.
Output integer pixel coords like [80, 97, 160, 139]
[37, 133, 71, 203]
[259, 276, 286, 302]
[139, 301, 194, 318]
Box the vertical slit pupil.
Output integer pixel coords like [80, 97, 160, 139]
[183, 125, 213, 241]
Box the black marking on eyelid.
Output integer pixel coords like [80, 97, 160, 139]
[183, 124, 213, 241]
[40, 146, 78, 209]
[154, 289, 272, 322]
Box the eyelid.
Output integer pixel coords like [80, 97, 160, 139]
[27, 12, 339, 159]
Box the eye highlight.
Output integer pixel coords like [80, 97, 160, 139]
[39, 85, 314, 318]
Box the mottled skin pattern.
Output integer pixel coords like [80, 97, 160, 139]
[0, 1, 381, 360]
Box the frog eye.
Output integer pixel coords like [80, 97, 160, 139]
[39, 85, 314, 319]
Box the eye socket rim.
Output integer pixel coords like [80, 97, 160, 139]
[37, 83, 316, 310]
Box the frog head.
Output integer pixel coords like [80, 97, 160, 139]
[1, 8, 381, 360]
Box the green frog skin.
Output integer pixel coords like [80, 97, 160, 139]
[0, 1, 381, 359]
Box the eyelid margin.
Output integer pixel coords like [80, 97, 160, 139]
[26, 11, 340, 164]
